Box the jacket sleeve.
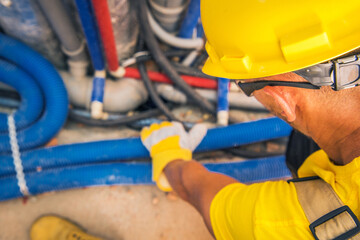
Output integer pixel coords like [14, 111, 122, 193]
[210, 181, 313, 240]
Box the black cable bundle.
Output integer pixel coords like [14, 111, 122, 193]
[136, 1, 216, 114]
[138, 61, 179, 121]
[192, 50, 209, 68]
[136, 33, 179, 121]
[171, 61, 217, 80]
[68, 108, 163, 127]
[124, 49, 192, 66]
[227, 147, 285, 159]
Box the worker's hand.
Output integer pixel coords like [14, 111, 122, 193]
[141, 121, 207, 192]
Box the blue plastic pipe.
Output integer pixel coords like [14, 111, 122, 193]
[0, 60, 43, 133]
[217, 78, 230, 125]
[0, 117, 292, 177]
[74, 0, 104, 71]
[0, 155, 291, 201]
[0, 34, 68, 153]
[217, 78, 230, 112]
[91, 74, 105, 103]
[178, 0, 201, 39]
[74, 0, 106, 108]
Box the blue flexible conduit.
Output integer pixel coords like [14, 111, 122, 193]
[178, 0, 201, 39]
[217, 78, 229, 112]
[74, 0, 105, 104]
[0, 155, 291, 201]
[0, 117, 292, 177]
[0, 33, 68, 153]
[0, 60, 43, 133]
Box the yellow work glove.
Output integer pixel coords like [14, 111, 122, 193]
[141, 121, 207, 192]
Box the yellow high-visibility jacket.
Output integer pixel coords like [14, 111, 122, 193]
[210, 150, 360, 239]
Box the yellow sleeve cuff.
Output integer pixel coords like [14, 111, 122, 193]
[152, 149, 192, 191]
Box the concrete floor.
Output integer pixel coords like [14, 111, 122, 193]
[0, 107, 271, 240]
[0, 185, 213, 240]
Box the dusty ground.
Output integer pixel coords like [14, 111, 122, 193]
[0, 107, 273, 240]
[0, 185, 213, 240]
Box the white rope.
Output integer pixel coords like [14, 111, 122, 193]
[7, 112, 30, 196]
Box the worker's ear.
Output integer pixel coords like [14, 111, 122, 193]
[263, 86, 297, 122]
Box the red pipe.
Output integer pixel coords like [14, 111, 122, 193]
[124, 67, 218, 89]
[91, 0, 119, 72]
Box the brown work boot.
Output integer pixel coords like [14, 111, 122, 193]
[30, 215, 103, 240]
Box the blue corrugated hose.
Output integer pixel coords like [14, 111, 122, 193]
[0, 155, 291, 201]
[0, 33, 68, 153]
[0, 117, 292, 177]
[0, 60, 43, 133]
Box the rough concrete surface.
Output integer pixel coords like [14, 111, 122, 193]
[0, 185, 213, 240]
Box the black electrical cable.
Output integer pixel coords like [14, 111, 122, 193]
[192, 50, 209, 68]
[137, 49, 192, 63]
[127, 118, 195, 131]
[136, 31, 179, 122]
[163, 49, 193, 58]
[136, 1, 216, 114]
[226, 148, 285, 159]
[226, 139, 286, 158]
[68, 108, 163, 127]
[138, 61, 179, 121]
[171, 62, 217, 80]
[0, 89, 20, 100]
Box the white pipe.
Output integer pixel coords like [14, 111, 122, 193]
[181, 50, 199, 66]
[147, 10, 204, 49]
[149, 0, 189, 32]
[60, 72, 149, 113]
[149, 0, 187, 15]
[155, 84, 266, 110]
[109, 66, 126, 78]
[67, 60, 88, 78]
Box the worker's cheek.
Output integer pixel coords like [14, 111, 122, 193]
[253, 90, 288, 122]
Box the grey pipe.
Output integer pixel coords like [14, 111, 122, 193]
[61, 72, 149, 113]
[37, 0, 88, 76]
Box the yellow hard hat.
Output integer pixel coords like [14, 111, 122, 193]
[201, 0, 360, 79]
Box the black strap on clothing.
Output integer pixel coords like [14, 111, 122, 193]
[285, 130, 320, 177]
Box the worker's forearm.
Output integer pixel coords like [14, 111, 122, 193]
[163, 160, 204, 202]
[163, 159, 238, 234]
[164, 159, 238, 204]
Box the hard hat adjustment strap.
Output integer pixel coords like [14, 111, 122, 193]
[297, 54, 360, 91]
[332, 55, 360, 90]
